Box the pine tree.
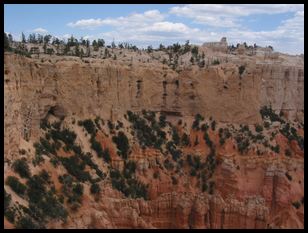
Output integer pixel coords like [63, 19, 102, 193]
[4, 33, 10, 51]
[75, 44, 80, 57]
[21, 32, 26, 43]
[80, 49, 84, 59]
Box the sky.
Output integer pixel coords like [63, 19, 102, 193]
[4, 4, 304, 55]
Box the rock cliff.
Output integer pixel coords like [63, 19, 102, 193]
[4, 48, 304, 229]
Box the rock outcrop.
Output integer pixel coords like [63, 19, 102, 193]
[4, 47, 304, 229]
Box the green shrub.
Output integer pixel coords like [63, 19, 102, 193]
[285, 172, 292, 181]
[187, 155, 201, 171]
[6, 176, 27, 196]
[80, 119, 96, 135]
[90, 136, 104, 158]
[50, 128, 76, 146]
[19, 149, 26, 155]
[203, 132, 213, 148]
[5, 207, 15, 223]
[190, 168, 197, 176]
[171, 176, 178, 185]
[260, 106, 284, 123]
[123, 160, 136, 179]
[94, 117, 101, 130]
[255, 134, 264, 140]
[209, 181, 215, 194]
[12, 159, 31, 178]
[102, 148, 111, 163]
[192, 114, 204, 130]
[219, 138, 225, 146]
[112, 131, 130, 159]
[40, 119, 50, 130]
[171, 127, 180, 146]
[90, 183, 101, 194]
[271, 145, 280, 154]
[181, 133, 190, 146]
[107, 120, 114, 131]
[202, 183, 208, 192]
[159, 114, 167, 128]
[292, 201, 301, 209]
[50, 157, 60, 167]
[211, 120, 216, 131]
[72, 183, 84, 196]
[238, 65, 245, 75]
[164, 159, 174, 170]
[166, 141, 182, 161]
[110, 168, 148, 200]
[15, 216, 41, 229]
[212, 59, 220, 65]
[218, 128, 223, 137]
[255, 124, 263, 132]
[60, 156, 91, 182]
[26, 175, 47, 203]
[153, 171, 159, 179]
[285, 149, 292, 157]
[32, 154, 44, 166]
[4, 189, 11, 210]
[194, 136, 199, 146]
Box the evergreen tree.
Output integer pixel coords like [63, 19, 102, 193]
[37, 34, 43, 44]
[43, 34, 52, 44]
[21, 32, 26, 43]
[4, 33, 10, 51]
[92, 40, 97, 47]
[183, 40, 191, 53]
[80, 49, 84, 59]
[97, 38, 105, 47]
[111, 40, 116, 48]
[8, 34, 13, 44]
[75, 44, 80, 57]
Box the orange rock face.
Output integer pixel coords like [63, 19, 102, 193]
[4, 51, 304, 229]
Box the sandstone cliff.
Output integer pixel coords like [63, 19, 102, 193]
[4, 49, 304, 229]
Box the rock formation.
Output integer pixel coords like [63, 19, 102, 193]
[4, 41, 304, 229]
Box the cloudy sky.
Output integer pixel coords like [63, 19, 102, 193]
[4, 4, 304, 55]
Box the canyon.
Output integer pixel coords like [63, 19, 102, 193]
[4, 40, 304, 229]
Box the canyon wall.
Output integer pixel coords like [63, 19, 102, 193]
[4, 53, 304, 158]
[4, 51, 304, 229]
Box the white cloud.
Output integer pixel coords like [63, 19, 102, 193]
[67, 19, 104, 29]
[169, 4, 304, 28]
[67, 9, 165, 29]
[139, 21, 199, 34]
[33, 27, 48, 33]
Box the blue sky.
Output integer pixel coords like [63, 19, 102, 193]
[4, 4, 304, 54]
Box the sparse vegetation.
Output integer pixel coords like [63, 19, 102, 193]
[260, 106, 284, 123]
[60, 156, 91, 182]
[212, 59, 220, 65]
[112, 131, 130, 159]
[292, 201, 301, 209]
[90, 183, 101, 194]
[255, 124, 263, 132]
[78, 119, 96, 135]
[126, 110, 166, 149]
[181, 133, 190, 146]
[285, 172, 292, 181]
[12, 158, 31, 178]
[285, 149, 292, 157]
[110, 168, 148, 200]
[6, 176, 27, 196]
[239, 65, 245, 75]
[192, 114, 204, 130]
